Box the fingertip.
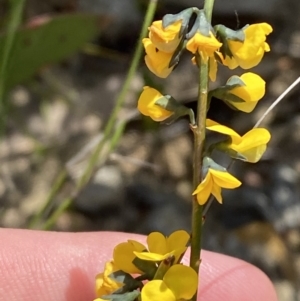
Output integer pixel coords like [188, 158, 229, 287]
[198, 250, 278, 301]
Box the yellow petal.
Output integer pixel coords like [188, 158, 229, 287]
[228, 23, 272, 69]
[166, 230, 190, 252]
[231, 128, 271, 162]
[147, 232, 168, 254]
[113, 241, 145, 274]
[233, 128, 271, 151]
[95, 261, 123, 297]
[142, 280, 176, 301]
[239, 145, 267, 163]
[209, 169, 242, 188]
[209, 56, 218, 81]
[186, 31, 222, 57]
[137, 86, 173, 121]
[149, 20, 181, 53]
[206, 119, 241, 139]
[163, 265, 198, 300]
[192, 172, 213, 205]
[143, 38, 174, 78]
[229, 72, 265, 113]
[134, 250, 173, 261]
[211, 183, 223, 204]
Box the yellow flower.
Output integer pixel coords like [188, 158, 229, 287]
[206, 119, 271, 163]
[149, 20, 182, 53]
[141, 265, 198, 301]
[192, 168, 241, 205]
[93, 261, 123, 301]
[209, 55, 218, 81]
[113, 240, 146, 274]
[186, 31, 222, 61]
[223, 23, 273, 69]
[227, 72, 265, 112]
[137, 86, 173, 121]
[143, 38, 174, 78]
[134, 230, 189, 262]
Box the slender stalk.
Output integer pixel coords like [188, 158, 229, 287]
[190, 1, 215, 300]
[41, 0, 158, 230]
[42, 197, 73, 230]
[77, 0, 158, 190]
[28, 170, 68, 228]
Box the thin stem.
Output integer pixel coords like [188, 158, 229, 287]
[203, 0, 215, 21]
[190, 1, 215, 300]
[77, 0, 158, 190]
[190, 58, 208, 273]
[42, 197, 73, 230]
[254, 76, 300, 128]
[41, 0, 158, 230]
[28, 170, 68, 228]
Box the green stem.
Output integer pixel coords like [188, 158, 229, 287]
[42, 197, 73, 230]
[77, 0, 158, 191]
[28, 169, 68, 228]
[190, 1, 215, 300]
[41, 0, 158, 230]
[203, 0, 215, 22]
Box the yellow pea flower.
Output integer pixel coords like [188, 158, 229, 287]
[227, 72, 265, 112]
[149, 20, 182, 53]
[192, 168, 241, 205]
[113, 240, 146, 274]
[223, 23, 273, 69]
[186, 31, 222, 61]
[206, 119, 271, 163]
[137, 86, 173, 122]
[94, 261, 123, 301]
[134, 230, 189, 262]
[141, 265, 198, 301]
[142, 38, 174, 78]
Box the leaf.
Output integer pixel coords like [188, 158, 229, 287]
[132, 257, 157, 278]
[210, 87, 246, 104]
[109, 270, 142, 293]
[0, 13, 105, 91]
[102, 290, 140, 301]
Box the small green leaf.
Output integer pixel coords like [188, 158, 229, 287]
[162, 7, 195, 37]
[101, 290, 140, 301]
[210, 87, 246, 104]
[215, 24, 245, 42]
[214, 24, 244, 58]
[0, 13, 105, 91]
[209, 142, 247, 161]
[226, 75, 245, 87]
[109, 270, 142, 293]
[132, 257, 157, 279]
[155, 96, 195, 125]
[203, 156, 227, 173]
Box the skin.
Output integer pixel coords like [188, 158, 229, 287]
[0, 229, 278, 301]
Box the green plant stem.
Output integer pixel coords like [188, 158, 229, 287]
[42, 197, 73, 230]
[77, 0, 158, 191]
[41, 0, 158, 230]
[190, 0, 215, 300]
[28, 169, 68, 228]
[0, 0, 25, 134]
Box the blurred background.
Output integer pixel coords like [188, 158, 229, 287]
[0, 0, 300, 300]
